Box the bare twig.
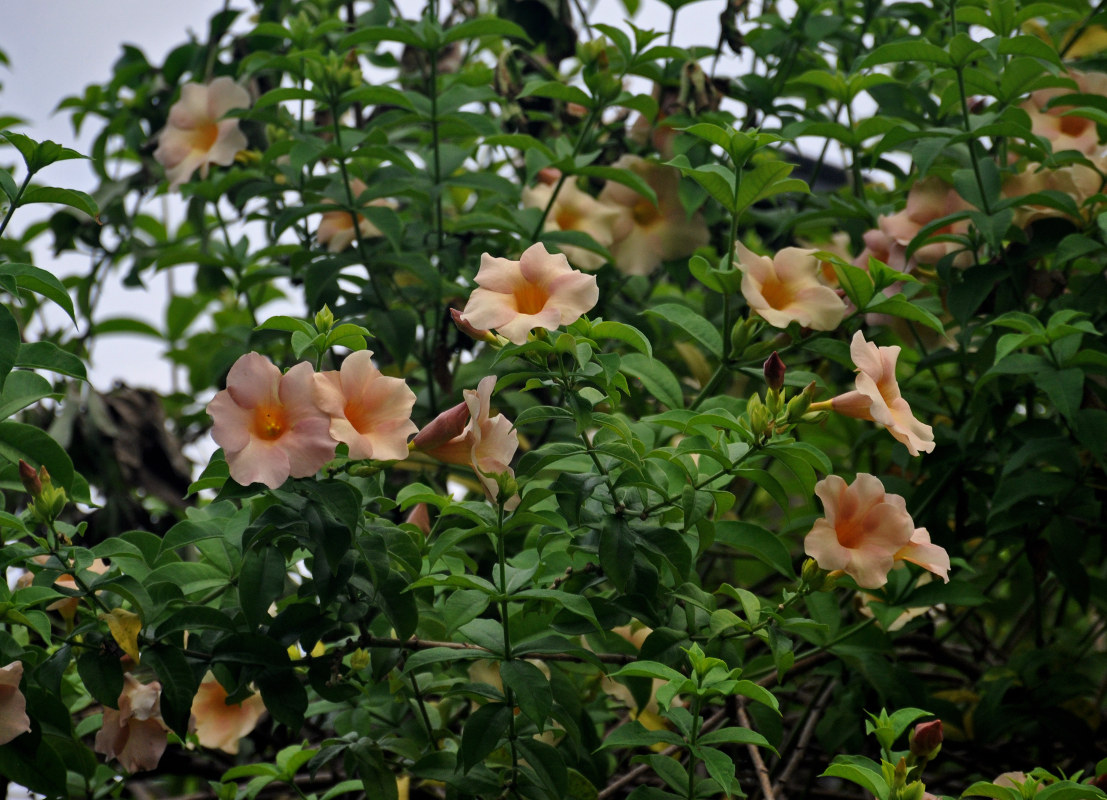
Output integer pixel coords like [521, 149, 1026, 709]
[772, 679, 837, 798]
[737, 702, 775, 800]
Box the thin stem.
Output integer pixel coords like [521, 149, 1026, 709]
[496, 503, 521, 795]
[0, 173, 32, 240]
[530, 107, 601, 241]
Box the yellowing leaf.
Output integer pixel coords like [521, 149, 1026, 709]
[100, 608, 142, 663]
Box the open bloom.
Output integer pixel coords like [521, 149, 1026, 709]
[190, 673, 266, 755]
[599, 155, 709, 276]
[0, 661, 31, 745]
[522, 178, 623, 270]
[207, 353, 336, 488]
[1021, 70, 1107, 157]
[460, 243, 598, 345]
[827, 331, 935, 455]
[413, 376, 519, 508]
[154, 77, 250, 190]
[316, 178, 391, 252]
[313, 351, 417, 461]
[18, 555, 110, 622]
[94, 675, 169, 773]
[736, 243, 848, 330]
[805, 474, 949, 589]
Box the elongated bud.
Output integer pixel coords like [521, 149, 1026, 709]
[411, 401, 469, 452]
[747, 394, 772, 438]
[785, 381, 818, 423]
[19, 460, 42, 497]
[910, 719, 943, 760]
[450, 308, 497, 344]
[763, 351, 785, 391]
[800, 557, 825, 591]
[314, 305, 335, 332]
[730, 318, 755, 357]
[405, 503, 431, 535]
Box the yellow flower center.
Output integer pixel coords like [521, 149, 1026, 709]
[252, 404, 288, 440]
[555, 207, 581, 230]
[192, 122, 220, 152]
[760, 275, 796, 310]
[513, 283, 549, 315]
[632, 198, 661, 226]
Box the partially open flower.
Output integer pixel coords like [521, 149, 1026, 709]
[316, 178, 392, 252]
[736, 243, 848, 331]
[522, 178, 623, 271]
[190, 673, 266, 755]
[94, 675, 169, 773]
[207, 353, 336, 489]
[154, 77, 250, 190]
[0, 661, 31, 745]
[599, 155, 709, 276]
[415, 376, 520, 508]
[827, 331, 935, 456]
[313, 351, 417, 461]
[460, 243, 598, 345]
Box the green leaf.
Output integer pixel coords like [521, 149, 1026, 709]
[643, 304, 722, 359]
[256, 315, 316, 337]
[500, 659, 553, 729]
[239, 546, 287, 628]
[517, 80, 593, 109]
[515, 738, 569, 797]
[714, 521, 796, 578]
[142, 644, 200, 737]
[0, 370, 54, 420]
[76, 649, 124, 708]
[0, 420, 74, 490]
[460, 702, 513, 771]
[0, 263, 76, 322]
[0, 305, 19, 392]
[832, 262, 875, 310]
[620, 353, 684, 409]
[698, 726, 777, 753]
[588, 320, 652, 356]
[577, 165, 658, 208]
[598, 719, 685, 749]
[20, 186, 98, 218]
[90, 317, 163, 338]
[443, 17, 531, 44]
[16, 341, 87, 381]
[820, 759, 890, 800]
[258, 669, 308, 730]
[861, 40, 953, 67]
[865, 294, 946, 334]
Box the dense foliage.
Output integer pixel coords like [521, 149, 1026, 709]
[1, 0, 1107, 799]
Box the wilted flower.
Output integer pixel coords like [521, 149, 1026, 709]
[207, 353, 336, 489]
[0, 661, 31, 745]
[599, 155, 709, 276]
[94, 675, 169, 773]
[316, 178, 392, 252]
[154, 77, 250, 190]
[522, 178, 624, 270]
[826, 331, 935, 456]
[804, 474, 949, 589]
[190, 673, 266, 755]
[413, 376, 520, 508]
[736, 243, 848, 331]
[313, 351, 417, 461]
[460, 243, 599, 345]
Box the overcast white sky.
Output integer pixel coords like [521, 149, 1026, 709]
[3, 0, 728, 391]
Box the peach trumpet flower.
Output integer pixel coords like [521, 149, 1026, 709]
[735, 243, 848, 331]
[460, 243, 599, 346]
[316, 178, 392, 252]
[94, 675, 169, 773]
[154, 77, 250, 190]
[522, 178, 623, 271]
[190, 673, 266, 755]
[820, 331, 935, 456]
[207, 353, 337, 489]
[413, 375, 520, 509]
[599, 155, 709, 276]
[804, 474, 949, 589]
[313, 351, 417, 461]
[0, 661, 31, 745]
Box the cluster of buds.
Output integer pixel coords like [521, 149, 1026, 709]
[800, 558, 843, 593]
[745, 352, 820, 441]
[19, 460, 66, 526]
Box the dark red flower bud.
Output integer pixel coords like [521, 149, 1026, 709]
[910, 719, 943, 758]
[19, 460, 42, 497]
[763, 351, 786, 391]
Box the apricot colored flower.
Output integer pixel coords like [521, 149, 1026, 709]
[313, 351, 417, 461]
[207, 353, 336, 489]
[154, 77, 250, 190]
[1021, 71, 1107, 157]
[0, 661, 31, 745]
[896, 527, 950, 583]
[522, 178, 623, 270]
[599, 155, 709, 276]
[805, 474, 916, 589]
[829, 331, 935, 455]
[190, 673, 266, 755]
[413, 376, 520, 508]
[460, 243, 599, 345]
[877, 176, 974, 268]
[1003, 161, 1105, 228]
[736, 243, 848, 331]
[94, 675, 169, 773]
[316, 178, 391, 252]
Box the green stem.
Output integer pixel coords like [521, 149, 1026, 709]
[530, 106, 602, 241]
[495, 502, 521, 795]
[0, 173, 33, 240]
[686, 696, 703, 800]
[1060, 0, 1107, 57]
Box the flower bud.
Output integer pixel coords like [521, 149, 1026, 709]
[800, 557, 825, 591]
[450, 308, 497, 344]
[314, 305, 335, 332]
[19, 460, 42, 498]
[909, 719, 943, 759]
[350, 648, 370, 672]
[898, 781, 926, 800]
[785, 381, 817, 423]
[411, 401, 469, 453]
[730, 318, 756, 357]
[763, 351, 785, 391]
[747, 394, 772, 439]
